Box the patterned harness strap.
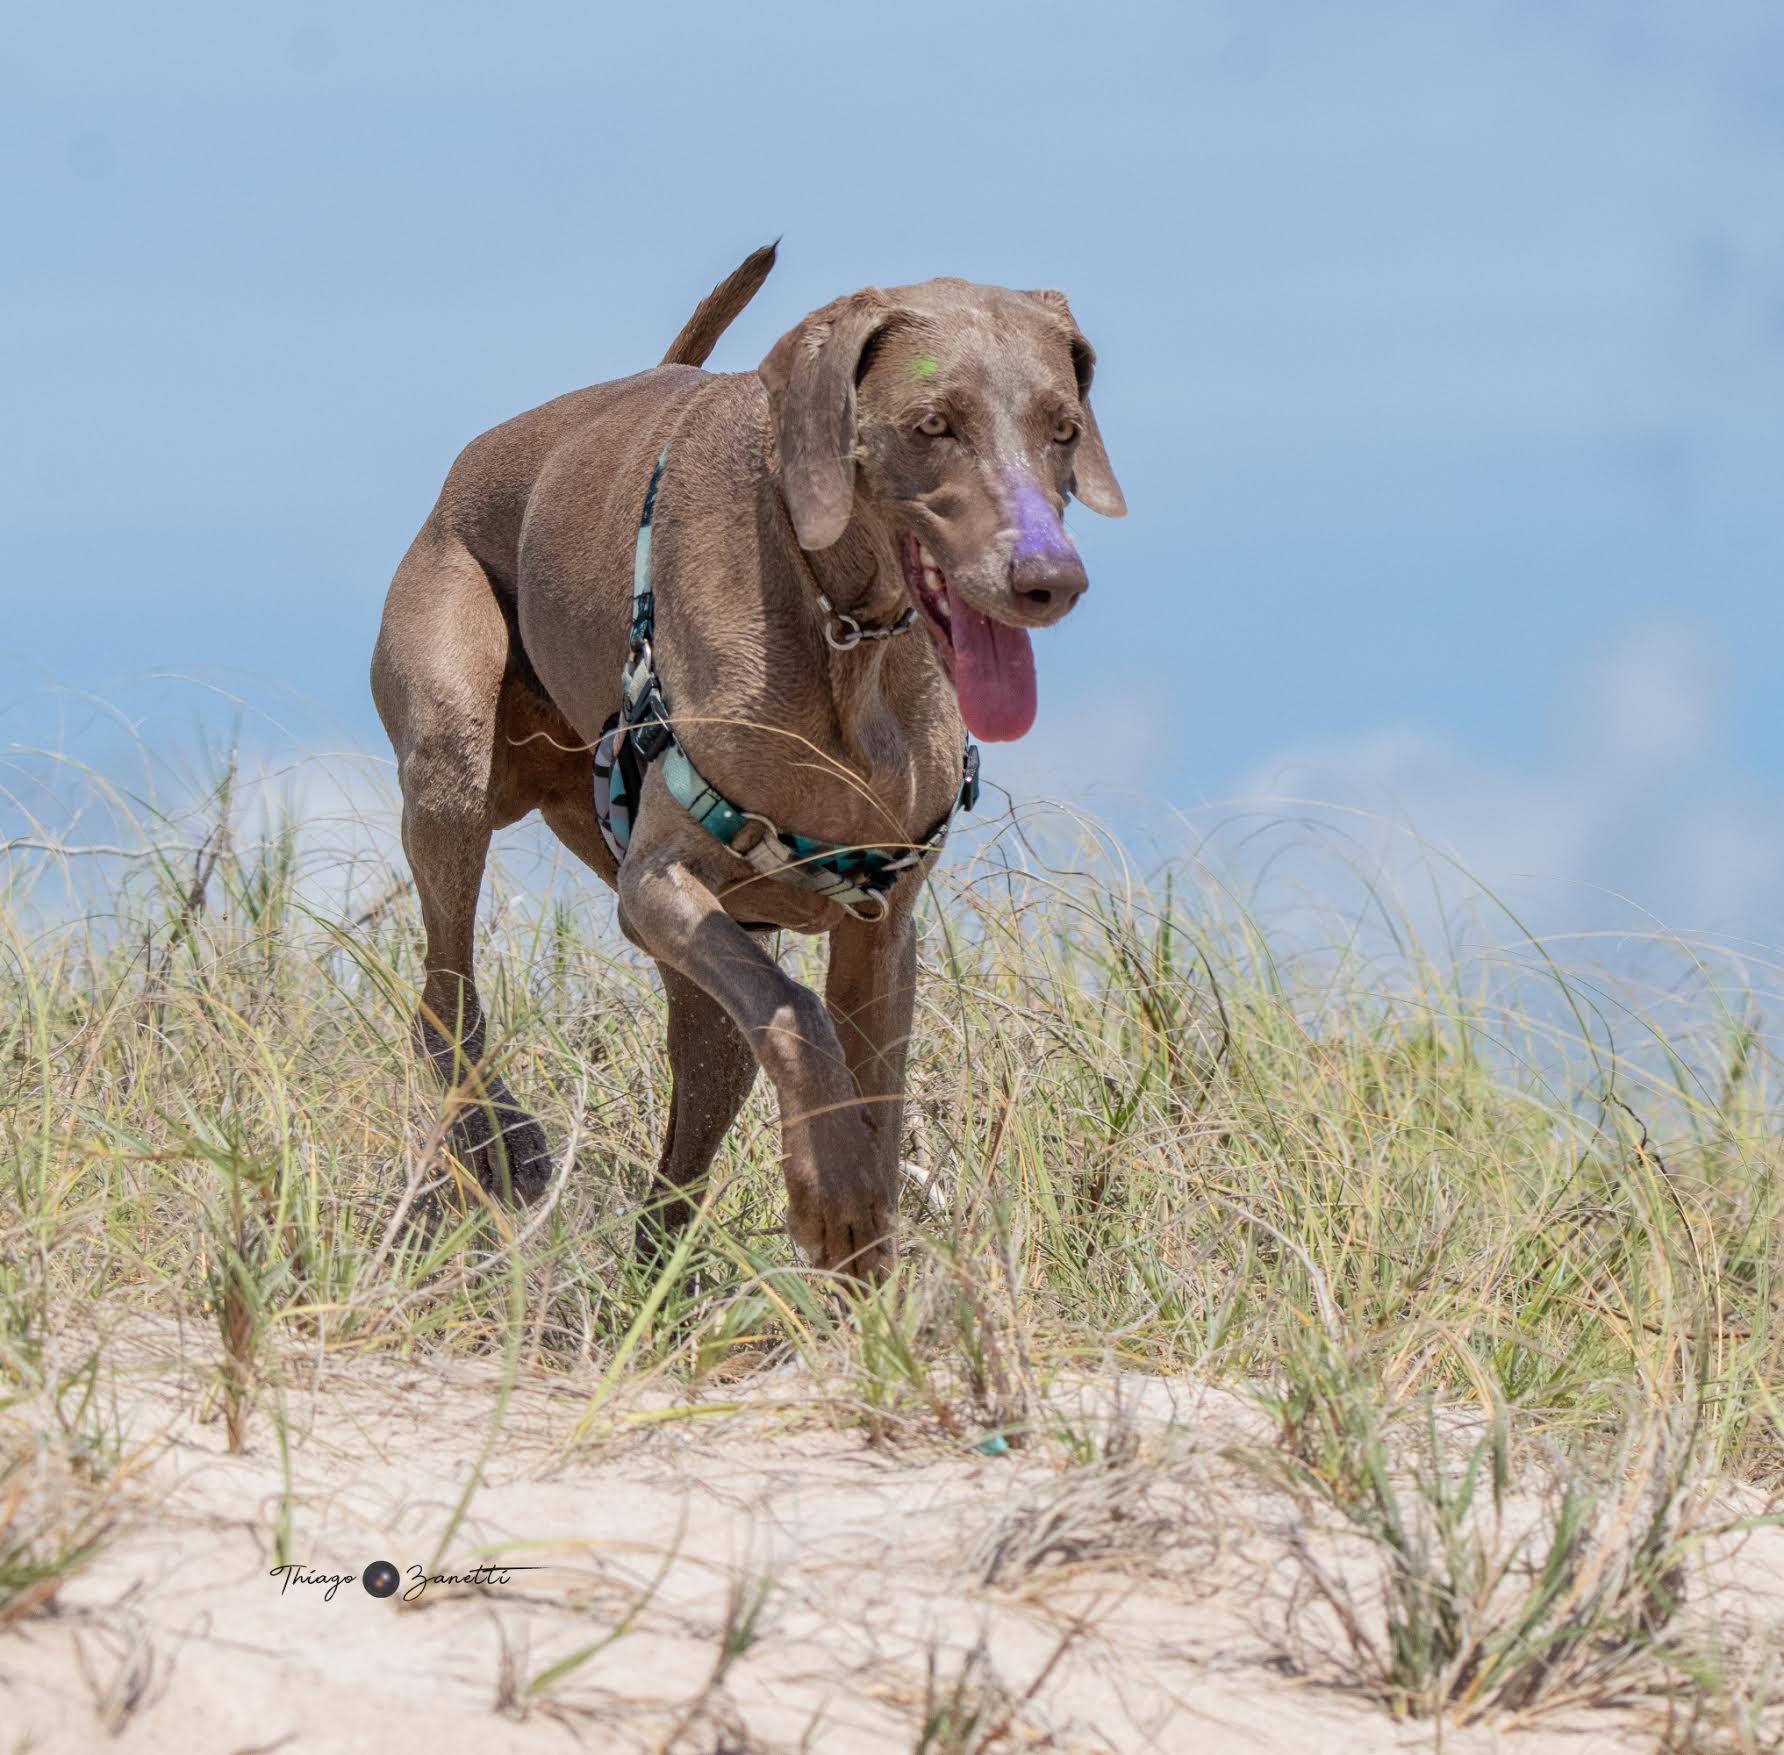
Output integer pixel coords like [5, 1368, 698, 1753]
[592, 447, 980, 922]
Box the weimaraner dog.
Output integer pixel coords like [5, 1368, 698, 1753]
[370, 244, 1124, 1279]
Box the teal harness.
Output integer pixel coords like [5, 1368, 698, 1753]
[593, 448, 980, 920]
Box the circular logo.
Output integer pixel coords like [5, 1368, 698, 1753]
[362, 1560, 400, 1599]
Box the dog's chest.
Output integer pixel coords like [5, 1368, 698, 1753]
[692, 648, 954, 850]
[648, 474, 960, 851]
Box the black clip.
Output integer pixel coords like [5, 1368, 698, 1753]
[625, 688, 674, 764]
[630, 719, 672, 765]
[959, 743, 981, 814]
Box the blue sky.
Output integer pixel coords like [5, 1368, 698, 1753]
[5, 2, 1783, 940]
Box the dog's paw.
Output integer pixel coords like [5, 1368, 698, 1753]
[789, 1162, 895, 1284]
[632, 1191, 699, 1273]
[449, 1099, 555, 1205]
[497, 1110, 557, 1203]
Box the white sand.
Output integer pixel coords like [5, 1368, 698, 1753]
[5, 1324, 1778, 1753]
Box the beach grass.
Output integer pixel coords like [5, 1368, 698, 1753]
[2, 740, 1780, 1741]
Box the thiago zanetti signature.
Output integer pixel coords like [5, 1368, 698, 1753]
[270, 1559, 542, 1602]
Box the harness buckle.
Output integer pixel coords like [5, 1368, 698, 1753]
[629, 718, 672, 763]
[624, 680, 674, 763]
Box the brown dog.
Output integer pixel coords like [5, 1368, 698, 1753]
[370, 244, 1124, 1278]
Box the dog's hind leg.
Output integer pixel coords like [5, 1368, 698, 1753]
[402, 796, 555, 1203]
[371, 529, 554, 1202]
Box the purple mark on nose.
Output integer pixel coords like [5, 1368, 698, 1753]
[1005, 471, 1077, 562]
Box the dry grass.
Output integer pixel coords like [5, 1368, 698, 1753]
[2, 731, 1782, 1745]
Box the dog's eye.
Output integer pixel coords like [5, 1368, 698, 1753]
[1051, 417, 1079, 444]
[916, 413, 950, 438]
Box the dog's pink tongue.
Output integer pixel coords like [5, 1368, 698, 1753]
[947, 584, 1036, 742]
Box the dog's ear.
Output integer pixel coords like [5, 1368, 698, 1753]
[1024, 290, 1127, 518]
[759, 291, 895, 550]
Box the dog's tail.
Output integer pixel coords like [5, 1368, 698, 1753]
[660, 240, 779, 368]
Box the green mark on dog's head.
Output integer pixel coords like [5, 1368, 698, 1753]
[910, 353, 938, 380]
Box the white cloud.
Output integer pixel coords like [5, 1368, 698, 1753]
[1225, 618, 1783, 945]
[1571, 616, 1720, 770]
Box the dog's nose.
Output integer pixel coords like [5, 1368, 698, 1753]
[1002, 470, 1088, 617]
[1010, 547, 1088, 616]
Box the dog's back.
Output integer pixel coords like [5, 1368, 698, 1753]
[417, 243, 778, 594]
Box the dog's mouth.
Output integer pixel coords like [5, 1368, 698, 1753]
[897, 534, 1037, 743]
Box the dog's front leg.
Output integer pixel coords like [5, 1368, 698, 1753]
[617, 853, 895, 1280]
[824, 901, 918, 1198]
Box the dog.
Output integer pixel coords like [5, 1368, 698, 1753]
[370, 243, 1124, 1279]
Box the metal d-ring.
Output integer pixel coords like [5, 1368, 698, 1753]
[837, 889, 891, 923]
[816, 593, 917, 652]
[822, 608, 864, 652]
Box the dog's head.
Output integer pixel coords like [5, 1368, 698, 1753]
[759, 278, 1125, 742]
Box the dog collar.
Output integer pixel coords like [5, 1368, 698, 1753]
[592, 447, 980, 922]
[814, 591, 917, 652]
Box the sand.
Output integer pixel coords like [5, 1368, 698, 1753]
[5, 1321, 1778, 1754]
